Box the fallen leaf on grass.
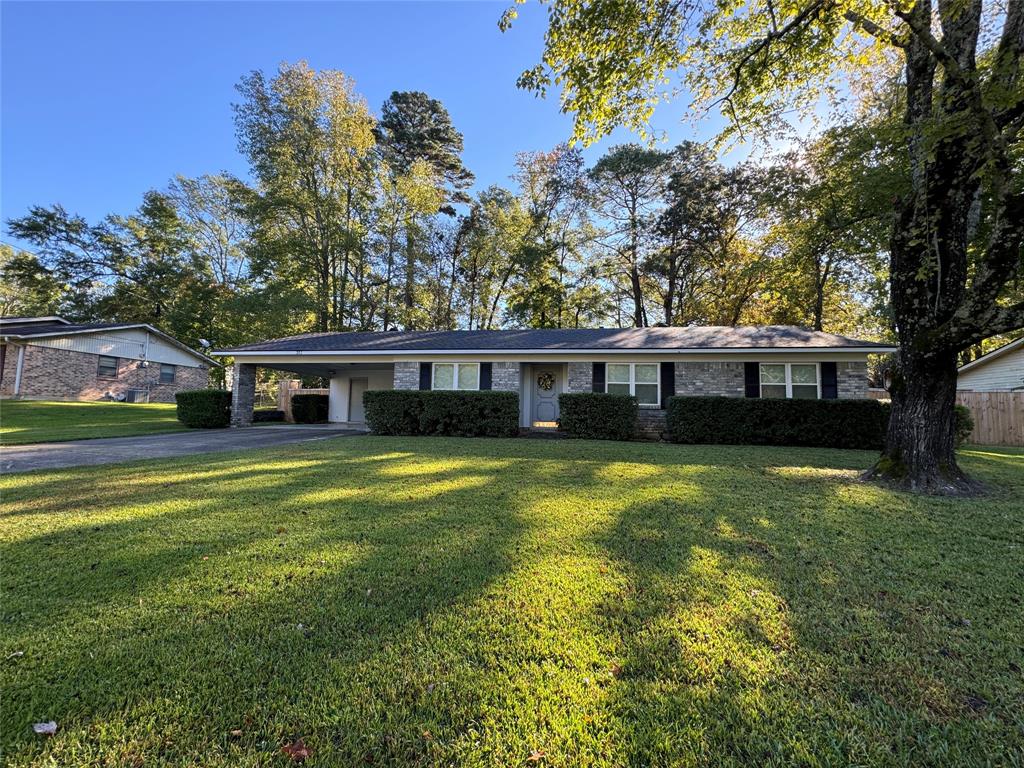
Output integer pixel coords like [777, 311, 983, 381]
[281, 738, 311, 762]
[33, 721, 57, 735]
[6, 650, 24, 661]
[526, 749, 546, 763]
[230, 729, 243, 738]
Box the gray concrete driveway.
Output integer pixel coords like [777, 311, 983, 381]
[1, 424, 365, 473]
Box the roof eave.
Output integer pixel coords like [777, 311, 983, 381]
[215, 345, 898, 356]
[3, 324, 220, 366]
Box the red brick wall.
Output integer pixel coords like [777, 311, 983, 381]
[0, 343, 209, 402]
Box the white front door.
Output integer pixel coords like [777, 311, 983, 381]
[531, 366, 561, 427]
[349, 378, 368, 422]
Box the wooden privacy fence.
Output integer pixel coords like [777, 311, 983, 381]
[277, 380, 329, 422]
[955, 391, 1023, 447]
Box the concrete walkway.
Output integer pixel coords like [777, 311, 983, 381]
[1, 424, 365, 473]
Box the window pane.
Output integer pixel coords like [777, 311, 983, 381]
[761, 384, 787, 399]
[792, 384, 818, 399]
[457, 363, 478, 390]
[607, 383, 631, 396]
[635, 383, 659, 405]
[760, 364, 785, 384]
[607, 364, 630, 383]
[791, 364, 817, 385]
[433, 364, 454, 390]
[635, 364, 658, 383]
[159, 364, 175, 383]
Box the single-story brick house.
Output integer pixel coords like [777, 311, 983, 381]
[217, 326, 896, 432]
[0, 316, 215, 402]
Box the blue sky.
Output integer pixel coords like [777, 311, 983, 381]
[1, 1, 716, 250]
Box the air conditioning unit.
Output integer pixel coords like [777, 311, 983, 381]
[124, 389, 150, 403]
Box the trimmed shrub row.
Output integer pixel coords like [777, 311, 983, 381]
[558, 392, 638, 441]
[291, 394, 329, 424]
[175, 389, 232, 428]
[364, 390, 518, 437]
[667, 396, 888, 449]
[665, 396, 975, 450]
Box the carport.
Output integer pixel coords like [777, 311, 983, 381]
[227, 359, 395, 427]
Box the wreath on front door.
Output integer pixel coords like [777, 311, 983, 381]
[537, 372, 555, 391]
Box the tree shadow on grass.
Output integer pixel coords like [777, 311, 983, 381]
[2, 444, 534, 765]
[3, 437, 1020, 766]
[594, 453, 1024, 766]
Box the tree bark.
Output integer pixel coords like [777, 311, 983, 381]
[864, 346, 979, 493]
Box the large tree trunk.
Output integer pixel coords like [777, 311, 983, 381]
[865, 347, 978, 494]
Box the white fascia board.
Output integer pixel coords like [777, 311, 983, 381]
[957, 338, 1023, 373]
[218, 346, 896, 359]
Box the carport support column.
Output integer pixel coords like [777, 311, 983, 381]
[230, 362, 257, 427]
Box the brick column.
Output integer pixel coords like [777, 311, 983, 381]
[567, 362, 593, 393]
[231, 362, 257, 427]
[394, 361, 420, 390]
[491, 362, 520, 391]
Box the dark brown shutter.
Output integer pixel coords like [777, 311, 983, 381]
[419, 362, 431, 390]
[821, 362, 838, 399]
[480, 362, 492, 390]
[592, 362, 606, 393]
[660, 361, 674, 408]
[744, 362, 760, 398]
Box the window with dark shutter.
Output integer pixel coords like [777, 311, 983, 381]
[480, 362, 493, 390]
[418, 362, 431, 390]
[592, 362, 606, 393]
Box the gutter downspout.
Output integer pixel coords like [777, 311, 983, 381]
[13, 344, 25, 396]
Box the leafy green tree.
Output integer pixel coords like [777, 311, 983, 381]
[375, 91, 475, 212]
[762, 121, 905, 333]
[0, 244, 65, 317]
[509, 0, 1024, 492]
[652, 143, 769, 326]
[587, 144, 670, 327]
[234, 61, 377, 332]
[506, 145, 596, 327]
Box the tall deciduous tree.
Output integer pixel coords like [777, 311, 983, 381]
[234, 61, 377, 332]
[588, 144, 670, 327]
[508, 0, 1024, 493]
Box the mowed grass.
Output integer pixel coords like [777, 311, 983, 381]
[1, 438, 1022, 767]
[0, 400, 184, 444]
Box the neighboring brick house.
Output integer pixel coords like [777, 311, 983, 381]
[216, 326, 895, 430]
[0, 316, 215, 403]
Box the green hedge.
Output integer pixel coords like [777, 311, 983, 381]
[558, 392, 638, 441]
[253, 409, 286, 423]
[175, 389, 232, 429]
[953, 404, 975, 446]
[363, 390, 519, 437]
[667, 396, 888, 449]
[291, 394, 329, 424]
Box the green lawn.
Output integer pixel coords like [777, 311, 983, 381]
[0, 400, 185, 444]
[1, 438, 1021, 766]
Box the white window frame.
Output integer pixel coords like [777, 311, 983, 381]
[158, 363, 176, 384]
[606, 362, 661, 408]
[431, 362, 480, 391]
[759, 362, 821, 399]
